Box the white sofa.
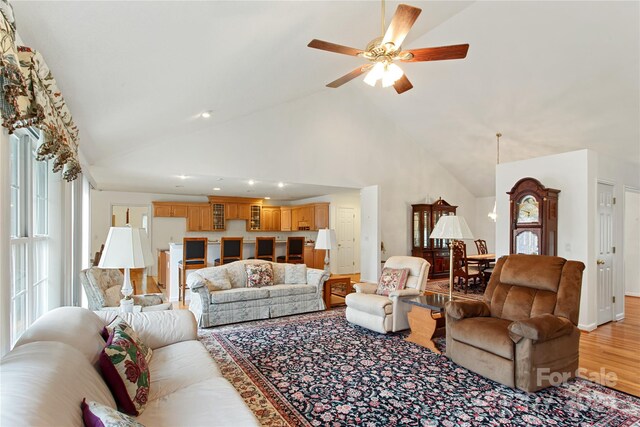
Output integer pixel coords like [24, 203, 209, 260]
[0, 306, 258, 426]
[187, 259, 329, 328]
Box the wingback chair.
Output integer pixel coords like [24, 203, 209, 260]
[80, 267, 171, 312]
[345, 256, 430, 334]
[445, 254, 584, 392]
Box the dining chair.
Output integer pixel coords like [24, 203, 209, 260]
[474, 239, 488, 255]
[254, 237, 276, 262]
[277, 236, 305, 264]
[451, 240, 482, 293]
[178, 237, 208, 302]
[215, 237, 244, 266]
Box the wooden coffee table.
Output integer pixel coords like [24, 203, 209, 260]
[323, 275, 355, 310]
[403, 294, 451, 354]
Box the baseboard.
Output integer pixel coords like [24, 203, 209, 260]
[615, 313, 625, 321]
[578, 322, 597, 332]
[625, 291, 640, 297]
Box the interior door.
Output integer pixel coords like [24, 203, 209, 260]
[597, 182, 615, 325]
[337, 207, 355, 274]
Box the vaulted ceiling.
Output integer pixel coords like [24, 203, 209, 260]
[13, 1, 639, 198]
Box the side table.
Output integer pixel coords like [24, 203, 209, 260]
[323, 275, 355, 310]
[402, 294, 450, 354]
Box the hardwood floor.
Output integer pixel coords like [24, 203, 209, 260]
[579, 296, 640, 397]
[156, 275, 639, 397]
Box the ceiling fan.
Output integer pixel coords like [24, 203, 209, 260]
[307, 1, 469, 94]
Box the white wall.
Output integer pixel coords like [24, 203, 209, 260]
[104, 88, 479, 274]
[360, 185, 380, 282]
[474, 196, 497, 254]
[624, 189, 640, 297]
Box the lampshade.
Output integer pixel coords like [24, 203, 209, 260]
[98, 226, 154, 269]
[429, 215, 474, 240]
[315, 228, 337, 250]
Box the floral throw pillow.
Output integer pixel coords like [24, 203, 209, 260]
[246, 263, 274, 288]
[99, 328, 150, 416]
[102, 317, 152, 364]
[81, 399, 145, 427]
[376, 267, 410, 296]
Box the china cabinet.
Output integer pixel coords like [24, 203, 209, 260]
[411, 198, 457, 278]
[508, 177, 560, 256]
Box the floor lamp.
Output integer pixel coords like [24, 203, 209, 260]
[98, 226, 154, 312]
[315, 228, 337, 273]
[429, 215, 474, 300]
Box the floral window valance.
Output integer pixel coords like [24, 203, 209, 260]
[0, 1, 81, 181]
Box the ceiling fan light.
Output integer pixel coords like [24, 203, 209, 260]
[364, 62, 385, 86]
[381, 72, 396, 88]
[387, 63, 404, 81]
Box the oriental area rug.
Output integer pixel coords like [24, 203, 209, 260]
[422, 277, 485, 301]
[198, 309, 640, 427]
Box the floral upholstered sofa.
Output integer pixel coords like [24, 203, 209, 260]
[187, 259, 329, 327]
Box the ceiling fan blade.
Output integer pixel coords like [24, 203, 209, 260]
[326, 65, 372, 88]
[382, 4, 422, 49]
[307, 39, 363, 56]
[401, 44, 469, 62]
[394, 74, 413, 94]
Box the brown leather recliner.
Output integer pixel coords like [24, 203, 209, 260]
[445, 254, 585, 392]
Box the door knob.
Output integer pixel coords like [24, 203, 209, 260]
[597, 259, 605, 265]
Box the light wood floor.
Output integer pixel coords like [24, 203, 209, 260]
[156, 274, 639, 397]
[579, 296, 640, 396]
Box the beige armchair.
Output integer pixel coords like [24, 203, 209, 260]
[345, 256, 430, 334]
[445, 254, 585, 392]
[80, 267, 172, 312]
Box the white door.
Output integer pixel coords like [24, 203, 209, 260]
[597, 182, 615, 325]
[337, 207, 355, 274]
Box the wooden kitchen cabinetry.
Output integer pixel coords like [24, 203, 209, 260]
[186, 204, 213, 231]
[261, 206, 281, 231]
[225, 202, 251, 220]
[303, 245, 326, 269]
[153, 202, 188, 218]
[157, 249, 170, 287]
[314, 204, 329, 230]
[280, 207, 292, 231]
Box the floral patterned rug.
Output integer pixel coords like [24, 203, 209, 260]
[424, 278, 485, 301]
[198, 309, 640, 427]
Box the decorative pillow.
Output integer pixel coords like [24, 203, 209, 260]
[104, 286, 123, 308]
[376, 267, 410, 296]
[245, 263, 274, 288]
[102, 317, 152, 364]
[272, 263, 286, 284]
[99, 329, 151, 416]
[81, 399, 145, 427]
[202, 268, 232, 291]
[284, 264, 307, 284]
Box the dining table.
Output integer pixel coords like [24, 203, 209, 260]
[466, 253, 496, 263]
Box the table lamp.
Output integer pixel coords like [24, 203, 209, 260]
[98, 226, 154, 312]
[429, 215, 474, 300]
[315, 228, 337, 273]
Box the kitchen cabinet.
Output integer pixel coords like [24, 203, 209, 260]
[280, 207, 292, 231]
[212, 203, 225, 230]
[248, 205, 261, 230]
[261, 207, 281, 231]
[157, 249, 170, 287]
[313, 204, 329, 230]
[186, 204, 213, 231]
[225, 202, 252, 220]
[293, 205, 314, 230]
[153, 202, 188, 218]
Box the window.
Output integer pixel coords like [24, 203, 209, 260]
[9, 130, 49, 344]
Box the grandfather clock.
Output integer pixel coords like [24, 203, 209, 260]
[508, 177, 560, 256]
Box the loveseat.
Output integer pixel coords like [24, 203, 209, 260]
[187, 259, 329, 328]
[0, 306, 258, 426]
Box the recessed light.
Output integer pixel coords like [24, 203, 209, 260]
[175, 185, 184, 188]
[278, 182, 284, 188]
[177, 175, 188, 180]
[216, 178, 224, 181]
[264, 197, 271, 200]
[248, 180, 255, 186]
[213, 187, 221, 191]
[201, 111, 212, 118]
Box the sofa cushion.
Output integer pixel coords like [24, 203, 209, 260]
[14, 306, 106, 366]
[450, 317, 515, 360]
[99, 329, 151, 416]
[82, 399, 144, 427]
[265, 284, 316, 298]
[246, 263, 274, 288]
[199, 267, 232, 291]
[105, 285, 123, 307]
[376, 267, 409, 296]
[344, 293, 393, 316]
[136, 377, 259, 426]
[148, 341, 220, 402]
[0, 341, 116, 426]
[285, 264, 307, 284]
[500, 254, 565, 292]
[209, 287, 270, 304]
[272, 263, 286, 284]
[103, 316, 153, 364]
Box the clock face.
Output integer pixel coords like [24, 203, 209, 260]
[517, 195, 539, 223]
